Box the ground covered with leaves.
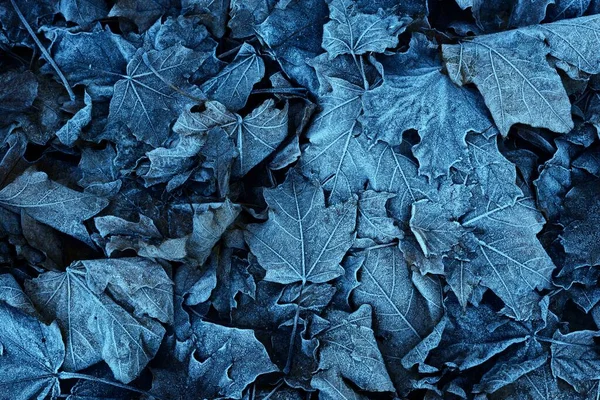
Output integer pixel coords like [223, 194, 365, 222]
[1, 0, 600, 399]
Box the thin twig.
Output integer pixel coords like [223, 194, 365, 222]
[10, 0, 75, 101]
[58, 371, 164, 400]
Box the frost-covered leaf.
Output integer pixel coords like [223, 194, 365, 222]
[246, 170, 356, 284]
[0, 71, 38, 122]
[547, 0, 591, 20]
[0, 274, 37, 315]
[357, 190, 403, 243]
[109, 0, 176, 32]
[471, 0, 553, 32]
[182, 0, 229, 38]
[182, 100, 289, 176]
[443, 29, 572, 135]
[45, 26, 137, 98]
[362, 34, 492, 179]
[56, 91, 92, 146]
[322, 0, 408, 59]
[550, 330, 600, 392]
[189, 319, 278, 399]
[534, 139, 574, 220]
[25, 259, 169, 383]
[369, 142, 432, 225]
[300, 61, 377, 203]
[82, 258, 174, 324]
[312, 305, 395, 397]
[410, 199, 465, 258]
[559, 178, 600, 272]
[465, 132, 523, 207]
[406, 296, 547, 374]
[488, 362, 592, 399]
[256, 0, 328, 93]
[355, 0, 427, 15]
[459, 195, 555, 319]
[352, 246, 443, 389]
[228, 0, 275, 39]
[59, 0, 108, 26]
[444, 15, 600, 135]
[187, 200, 241, 266]
[0, 303, 63, 400]
[0, 169, 108, 246]
[141, 135, 205, 189]
[201, 44, 265, 112]
[232, 99, 288, 176]
[210, 248, 256, 316]
[201, 127, 237, 197]
[0, 0, 57, 47]
[109, 44, 205, 147]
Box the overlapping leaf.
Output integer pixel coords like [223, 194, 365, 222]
[246, 170, 356, 284]
[25, 259, 170, 383]
[109, 44, 205, 147]
[0, 169, 108, 246]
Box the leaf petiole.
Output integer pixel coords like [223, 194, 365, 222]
[58, 371, 165, 400]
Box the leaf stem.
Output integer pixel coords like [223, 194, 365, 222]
[251, 88, 307, 96]
[283, 282, 305, 374]
[58, 371, 164, 400]
[9, 0, 75, 101]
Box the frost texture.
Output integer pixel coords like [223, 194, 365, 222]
[1, 2, 600, 399]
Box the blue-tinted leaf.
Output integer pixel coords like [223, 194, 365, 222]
[0, 274, 37, 315]
[45, 26, 137, 98]
[109, 44, 205, 147]
[312, 305, 395, 397]
[187, 200, 240, 266]
[246, 170, 356, 284]
[0, 169, 108, 246]
[550, 330, 600, 392]
[108, 0, 177, 32]
[256, 0, 328, 93]
[559, 178, 600, 271]
[300, 61, 379, 203]
[0, 303, 63, 400]
[25, 259, 169, 383]
[460, 196, 555, 320]
[410, 199, 465, 258]
[59, 0, 108, 26]
[0, 71, 38, 119]
[189, 319, 278, 399]
[488, 362, 592, 399]
[228, 0, 275, 39]
[443, 29, 572, 136]
[141, 135, 205, 189]
[182, 0, 229, 38]
[471, 0, 552, 32]
[361, 34, 493, 179]
[352, 246, 443, 390]
[201, 44, 265, 112]
[357, 190, 403, 243]
[465, 131, 523, 207]
[201, 127, 237, 197]
[182, 100, 289, 176]
[547, 0, 591, 20]
[56, 91, 92, 146]
[322, 0, 408, 59]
